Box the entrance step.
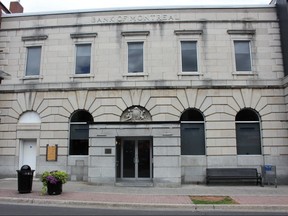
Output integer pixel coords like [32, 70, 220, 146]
[115, 180, 153, 187]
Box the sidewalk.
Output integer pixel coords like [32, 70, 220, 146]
[0, 178, 287, 212]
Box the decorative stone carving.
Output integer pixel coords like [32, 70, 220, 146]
[121, 106, 152, 122]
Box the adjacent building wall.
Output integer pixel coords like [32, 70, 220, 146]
[276, 0, 288, 76]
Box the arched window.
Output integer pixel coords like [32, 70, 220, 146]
[180, 108, 205, 155]
[19, 111, 41, 123]
[236, 109, 261, 155]
[69, 110, 93, 155]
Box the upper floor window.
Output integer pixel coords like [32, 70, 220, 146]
[128, 42, 144, 73]
[75, 44, 91, 74]
[234, 41, 252, 72]
[181, 41, 198, 72]
[25, 46, 41, 76]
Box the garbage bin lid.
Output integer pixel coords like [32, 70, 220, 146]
[20, 165, 31, 171]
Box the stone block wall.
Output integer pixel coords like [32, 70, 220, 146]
[0, 86, 287, 183]
[89, 124, 181, 186]
[0, 6, 287, 184]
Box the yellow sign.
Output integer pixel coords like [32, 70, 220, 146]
[46, 145, 58, 161]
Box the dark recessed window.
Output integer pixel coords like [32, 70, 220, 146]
[236, 109, 261, 155]
[180, 109, 205, 155]
[181, 41, 198, 72]
[180, 108, 204, 121]
[69, 110, 93, 155]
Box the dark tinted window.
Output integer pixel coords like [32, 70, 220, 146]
[128, 42, 144, 73]
[236, 109, 261, 155]
[71, 110, 94, 122]
[69, 110, 93, 155]
[236, 109, 259, 121]
[181, 41, 198, 72]
[180, 109, 205, 155]
[180, 108, 204, 121]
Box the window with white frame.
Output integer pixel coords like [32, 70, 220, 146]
[75, 44, 91, 74]
[25, 46, 41, 76]
[234, 41, 252, 72]
[128, 42, 144, 73]
[121, 31, 149, 76]
[181, 41, 198, 72]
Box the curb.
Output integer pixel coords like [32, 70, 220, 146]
[1, 197, 288, 212]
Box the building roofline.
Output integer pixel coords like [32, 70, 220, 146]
[2, 4, 275, 18]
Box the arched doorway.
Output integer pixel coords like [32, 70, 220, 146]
[18, 111, 41, 172]
[116, 106, 153, 182]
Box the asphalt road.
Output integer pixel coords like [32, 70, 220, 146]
[0, 203, 288, 216]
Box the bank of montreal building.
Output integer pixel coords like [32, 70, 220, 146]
[0, 1, 288, 187]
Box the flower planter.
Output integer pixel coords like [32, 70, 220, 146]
[47, 181, 62, 195]
[41, 170, 68, 195]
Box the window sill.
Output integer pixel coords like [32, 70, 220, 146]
[70, 74, 94, 79]
[232, 72, 257, 76]
[178, 72, 202, 76]
[177, 72, 203, 79]
[123, 73, 148, 77]
[21, 75, 43, 80]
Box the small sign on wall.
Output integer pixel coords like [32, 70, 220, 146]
[105, 148, 112, 154]
[46, 144, 58, 161]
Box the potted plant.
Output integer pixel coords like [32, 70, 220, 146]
[41, 170, 68, 195]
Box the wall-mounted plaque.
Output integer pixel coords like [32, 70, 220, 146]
[46, 144, 58, 161]
[105, 148, 112, 154]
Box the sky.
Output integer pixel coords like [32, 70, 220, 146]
[1, 0, 272, 13]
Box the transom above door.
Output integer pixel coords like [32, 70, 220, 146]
[116, 137, 153, 180]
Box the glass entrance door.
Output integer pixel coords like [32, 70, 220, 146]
[138, 140, 151, 178]
[123, 140, 136, 178]
[119, 138, 152, 179]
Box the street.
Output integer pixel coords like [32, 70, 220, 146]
[0, 203, 287, 216]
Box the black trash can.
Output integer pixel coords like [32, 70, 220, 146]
[16, 165, 35, 193]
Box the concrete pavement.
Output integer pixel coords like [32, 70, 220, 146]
[0, 178, 287, 212]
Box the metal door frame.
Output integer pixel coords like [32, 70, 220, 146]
[119, 137, 153, 180]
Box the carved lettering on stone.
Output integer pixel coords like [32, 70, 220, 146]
[91, 14, 180, 24]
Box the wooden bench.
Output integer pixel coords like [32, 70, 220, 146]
[206, 168, 262, 186]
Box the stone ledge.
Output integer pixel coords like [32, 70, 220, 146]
[0, 79, 284, 93]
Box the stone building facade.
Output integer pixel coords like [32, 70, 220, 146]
[0, 3, 287, 186]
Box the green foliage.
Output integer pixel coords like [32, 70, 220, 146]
[40, 170, 68, 195]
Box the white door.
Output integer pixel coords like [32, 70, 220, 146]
[20, 139, 37, 171]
